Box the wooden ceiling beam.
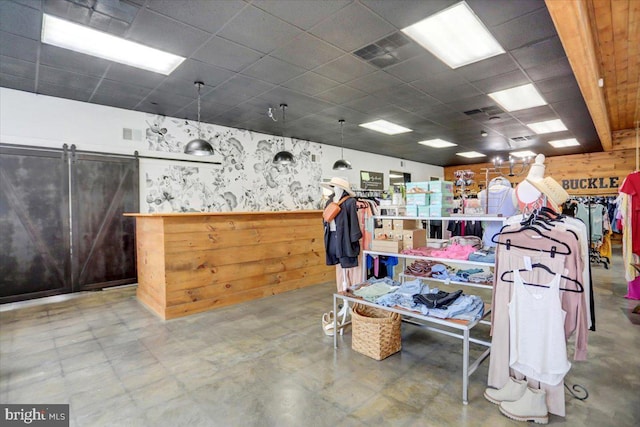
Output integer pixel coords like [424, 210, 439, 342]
[612, 128, 639, 150]
[545, 0, 613, 151]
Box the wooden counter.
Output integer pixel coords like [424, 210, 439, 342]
[125, 211, 333, 320]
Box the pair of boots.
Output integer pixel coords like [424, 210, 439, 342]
[484, 377, 549, 424]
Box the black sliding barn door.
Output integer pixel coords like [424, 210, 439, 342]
[0, 144, 139, 302]
[0, 146, 71, 302]
[70, 151, 139, 291]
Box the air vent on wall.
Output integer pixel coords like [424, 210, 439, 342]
[510, 135, 535, 142]
[122, 128, 142, 141]
[353, 32, 411, 68]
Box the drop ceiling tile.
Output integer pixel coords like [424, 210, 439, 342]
[40, 44, 111, 77]
[0, 72, 34, 92]
[313, 106, 370, 125]
[467, 0, 545, 27]
[169, 59, 235, 88]
[314, 55, 376, 84]
[218, 5, 302, 54]
[315, 85, 367, 105]
[256, 87, 334, 115]
[92, 79, 150, 109]
[310, 2, 395, 52]
[38, 81, 93, 102]
[146, 0, 247, 33]
[409, 71, 468, 93]
[456, 54, 518, 82]
[252, 0, 350, 30]
[511, 36, 566, 70]
[241, 56, 307, 85]
[491, 7, 557, 51]
[205, 75, 275, 106]
[526, 57, 573, 82]
[346, 71, 404, 93]
[39, 65, 102, 92]
[0, 1, 41, 40]
[511, 105, 557, 123]
[144, 89, 194, 111]
[343, 94, 390, 113]
[385, 54, 449, 83]
[104, 63, 168, 89]
[422, 83, 482, 104]
[281, 72, 340, 96]
[152, 77, 212, 99]
[0, 55, 36, 79]
[536, 77, 581, 104]
[0, 31, 39, 62]
[361, 0, 456, 29]
[471, 70, 530, 93]
[192, 36, 263, 72]
[270, 32, 345, 70]
[126, 8, 210, 57]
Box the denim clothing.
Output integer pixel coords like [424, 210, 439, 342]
[415, 294, 484, 320]
[468, 248, 496, 263]
[396, 278, 425, 296]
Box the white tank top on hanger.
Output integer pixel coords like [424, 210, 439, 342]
[508, 269, 571, 386]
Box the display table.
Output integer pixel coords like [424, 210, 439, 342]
[333, 292, 491, 404]
[125, 211, 332, 320]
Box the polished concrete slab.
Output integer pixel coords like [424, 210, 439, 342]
[1, 249, 639, 426]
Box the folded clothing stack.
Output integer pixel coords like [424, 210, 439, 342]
[413, 289, 463, 309]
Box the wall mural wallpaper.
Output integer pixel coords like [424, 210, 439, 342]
[142, 114, 324, 213]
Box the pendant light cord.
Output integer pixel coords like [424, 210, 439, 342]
[196, 82, 203, 139]
[340, 119, 345, 158]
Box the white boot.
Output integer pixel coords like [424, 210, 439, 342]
[499, 387, 549, 424]
[484, 377, 527, 404]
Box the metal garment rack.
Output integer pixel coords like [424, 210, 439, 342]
[333, 292, 491, 405]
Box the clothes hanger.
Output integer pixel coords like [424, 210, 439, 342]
[491, 225, 572, 257]
[500, 263, 584, 293]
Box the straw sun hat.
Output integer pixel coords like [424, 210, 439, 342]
[319, 177, 355, 197]
[526, 176, 569, 210]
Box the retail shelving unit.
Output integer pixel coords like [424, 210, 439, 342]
[334, 214, 506, 404]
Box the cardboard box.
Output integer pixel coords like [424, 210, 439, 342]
[405, 193, 429, 206]
[393, 219, 420, 230]
[418, 206, 431, 217]
[406, 182, 430, 193]
[371, 239, 402, 253]
[429, 181, 454, 193]
[374, 230, 393, 240]
[381, 219, 393, 230]
[429, 206, 454, 217]
[429, 195, 454, 206]
[405, 205, 419, 217]
[402, 229, 426, 249]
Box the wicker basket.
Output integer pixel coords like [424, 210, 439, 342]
[351, 304, 402, 360]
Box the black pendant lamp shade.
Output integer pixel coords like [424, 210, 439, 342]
[332, 119, 352, 170]
[273, 104, 294, 165]
[184, 81, 214, 156]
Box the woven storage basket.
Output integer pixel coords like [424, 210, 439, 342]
[351, 303, 402, 360]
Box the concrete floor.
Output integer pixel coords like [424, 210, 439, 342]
[1, 249, 639, 426]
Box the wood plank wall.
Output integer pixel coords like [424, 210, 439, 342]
[131, 212, 333, 320]
[444, 149, 635, 197]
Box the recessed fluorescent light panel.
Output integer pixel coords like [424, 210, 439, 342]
[418, 139, 457, 148]
[510, 150, 537, 158]
[41, 14, 185, 75]
[359, 120, 412, 135]
[548, 138, 580, 148]
[456, 151, 486, 158]
[526, 119, 568, 134]
[488, 84, 547, 112]
[401, 2, 505, 69]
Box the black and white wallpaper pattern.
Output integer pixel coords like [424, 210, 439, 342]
[143, 114, 323, 213]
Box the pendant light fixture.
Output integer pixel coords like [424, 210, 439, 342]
[272, 103, 294, 165]
[332, 119, 352, 170]
[184, 81, 214, 156]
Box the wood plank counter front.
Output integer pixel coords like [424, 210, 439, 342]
[125, 211, 333, 320]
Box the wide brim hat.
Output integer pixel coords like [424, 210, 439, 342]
[526, 176, 569, 210]
[320, 177, 355, 197]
